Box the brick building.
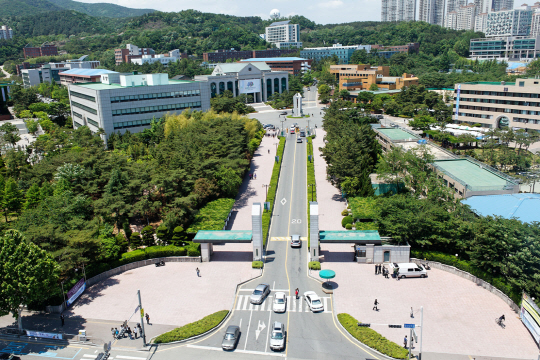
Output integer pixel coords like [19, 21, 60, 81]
[23, 45, 58, 58]
[330, 64, 418, 91]
[239, 57, 311, 75]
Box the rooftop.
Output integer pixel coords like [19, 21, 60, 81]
[240, 57, 307, 62]
[193, 230, 253, 243]
[75, 79, 194, 90]
[269, 20, 291, 27]
[399, 141, 457, 160]
[433, 159, 511, 189]
[319, 230, 382, 244]
[462, 193, 540, 223]
[58, 69, 117, 76]
[376, 128, 420, 141]
[350, 89, 402, 95]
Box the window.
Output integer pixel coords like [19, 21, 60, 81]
[70, 91, 96, 102]
[87, 118, 99, 127]
[72, 101, 97, 115]
[356, 249, 366, 258]
[111, 102, 202, 116]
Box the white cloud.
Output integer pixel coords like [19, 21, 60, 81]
[317, 0, 344, 9]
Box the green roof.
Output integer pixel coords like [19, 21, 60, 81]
[377, 128, 420, 141]
[193, 230, 252, 243]
[433, 159, 510, 189]
[76, 79, 195, 90]
[319, 230, 381, 244]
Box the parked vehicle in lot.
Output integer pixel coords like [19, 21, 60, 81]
[269, 321, 286, 351]
[389, 263, 428, 279]
[304, 291, 324, 312]
[250, 284, 270, 304]
[273, 292, 287, 312]
[222, 325, 240, 350]
[267, 124, 275, 130]
[290, 235, 301, 248]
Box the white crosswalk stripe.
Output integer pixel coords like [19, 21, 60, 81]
[234, 295, 331, 313]
[270, 236, 307, 241]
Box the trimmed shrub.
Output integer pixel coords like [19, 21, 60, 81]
[187, 243, 201, 257]
[338, 313, 408, 359]
[156, 224, 169, 241]
[309, 261, 321, 270]
[354, 222, 378, 230]
[145, 245, 186, 259]
[341, 216, 353, 228]
[252, 261, 263, 269]
[120, 249, 146, 264]
[349, 197, 379, 220]
[154, 310, 229, 343]
[187, 198, 235, 233]
[172, 226, 187, 246]
[141, 225, 155, 247]
[262, 136, 286, 245]
[345, 223, 353, 230]
[341, 209, 349, 216]
[129, 232, 141, 247]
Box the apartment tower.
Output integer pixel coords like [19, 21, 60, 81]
[381, 0, 417, 21]
[419, 0, 446, 26]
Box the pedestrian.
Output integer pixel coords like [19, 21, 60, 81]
[145, 313, 150, 325]
[373, 299, 379, 311]
[295, 288, 299, 299]
[378, 264, 382, 274]
[60, 314, 65, 327]
[133, 326, 138, 339]
[249, 173, 253, 180]
[127, 327, 132, 339]
[115, 328, 119, 338]
[410, 307, 414, 318]
[111, 328, 116, 340]
[374, 264, 377, 275]
[393, 267, 399, 279]
[404, 335, 408, 348]
[254, 173, 257, 180]
[196, 267, 200, 277]
[268, 149, 270, 154]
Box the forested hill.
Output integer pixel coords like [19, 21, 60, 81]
[0, 0, 154, 18]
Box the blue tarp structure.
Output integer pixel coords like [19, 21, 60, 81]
[417, 139, 428, 144]
[462, 194, 540, 223]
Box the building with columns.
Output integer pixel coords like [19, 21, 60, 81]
[194, 62, 289, 103]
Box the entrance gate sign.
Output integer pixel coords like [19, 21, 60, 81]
[239, 79, 261, 94]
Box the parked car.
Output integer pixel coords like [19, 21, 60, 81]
[290, 235, 301, 248]
[269, 321, 286, 351]
[273, 292, 287, 312]
[304, 291, 324, 312]
[320, 107, 326, 110]
[388, 263, 428, 279]
[250, 283, 270, 304]
[222, 325, 240, 350]
[267, 124, 275, 130]
[281, 111, 287, 115]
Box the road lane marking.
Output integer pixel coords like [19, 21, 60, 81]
[115, 356, 147, 360]
[243, 309, 253, 350]
[265, 305, 272, 353]
[243, 296, 249, 311]
[270, 237, 307, 241]
[237, 295, 245, 310]
[238, 289, 289, 292]
[187, 344, 286, 357]
[83, 356, 97, 359]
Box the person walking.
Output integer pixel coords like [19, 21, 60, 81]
[196, 267, 200, 277]
[111, 328, 116, 340]
[145, 313, 150, 325]
[133, 326, 138, 339]
[404, 335, 408, 348]
[249, 173, 253, 180]
[374, 264, 377, 275]
[254, 173, 257, 180]
[115, 328, 119, 339]
[60, 314, 65, 327]
[127, 327, 132, 339]
[295, 288, 299, 299]
[410, 307, 414, 318]
[373, 299, 379, 311]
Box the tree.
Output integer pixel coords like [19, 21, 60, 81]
[215, 166, 242, 197]
[141, 225, 155, 247]
[24, 183, 41, 209]
[171, 226, 187, 246]
[409, 115, 437, 132]
[369, 83, 379, 91]
[0, 123, 21, 147]
[26, 120, 39, 136]
[0, 230, 59, 332]
[3, 178, 22, 218]
[338, 89, 350, 100]
[130, 232, 141, 248]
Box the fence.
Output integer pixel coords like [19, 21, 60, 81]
[411, 258, 520, 313]
[46, 256, 201, 314]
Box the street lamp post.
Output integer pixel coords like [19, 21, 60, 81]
[262, 184, 270, 200]
[281, 119, 286, 136]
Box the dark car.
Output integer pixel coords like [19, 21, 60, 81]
[280, 111, 287, 115]
[222, 325, 240, 350]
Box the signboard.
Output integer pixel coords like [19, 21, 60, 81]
[26, 330, 63, 339]
[404, 323, 415, 328]
[521, 293, 540, 345]
[454, 84, 461, 121]
[140, 308, 144, 318]
[66, 278, 86, 307]
[239, 79, 261, 94]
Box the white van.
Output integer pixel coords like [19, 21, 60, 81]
[389, 263, 427, 279]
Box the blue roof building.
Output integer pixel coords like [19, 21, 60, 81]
[462, 193, 540, 223]
[59, 68, 118, 86]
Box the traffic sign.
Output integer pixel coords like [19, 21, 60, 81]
[404, 323, 415, 328]
[140, 308, 144, 317]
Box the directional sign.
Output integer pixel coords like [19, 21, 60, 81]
[404, 323, 415, 328]
[255, 320, 266, 340]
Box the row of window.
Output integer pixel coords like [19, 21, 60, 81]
[87, 118, 99, 127]
[456, 112, 493, 119]
[73, 111, 82, 119]
[458, 97, 540, 106]
[70, 91, 96, 102]
[72, 101, 97, 115]
[110, 90, 201, 103]
[73, 120, 83, 128]
[457, 104, 540, 115]
[113, 119, 153, 129]
[513, 117, 540, 124]
[111, 102, 202, 116]
[457, 90, 540, 97]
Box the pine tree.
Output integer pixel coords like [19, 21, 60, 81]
[24, 183, 41, 209]
[4, 178, 22, 220]
[40, 182, 54, 200]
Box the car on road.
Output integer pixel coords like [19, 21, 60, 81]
[269, 321, 286, 351]
[300, 130, 306, 137]
[297, 137, 302, 143]
[307, 88, 310, 91]
[273, 292, 287, 312]
[250, 283, 270, 304]
[304, 291, 324, 312]
[222, 325, 240, 350]
[281, 111, 287, 115]
[290, 126, 296, 134]
[320, 107, 326, 110]
[291, 234, 301, 248]
[267, 124, 275, 130]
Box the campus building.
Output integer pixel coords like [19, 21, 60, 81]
[264, 20, 302, 49]
[23, 45, 58, 58]
[301, 44, 372, 64]
[329, 64, 419, 91]
[20, 58, 101, 87]
[202, 49, 297, 63]
[194, 62, 289, 103]
[239, 57, 311, 75]
[469, 36, 540, 60]
[453, 79, 540, 132]
[0, 25, 13, 40]
[115, 44, 155, 65]
[67, 73, 210, 138]
[486, 6, 533, 37]
[371, 43, 420, 58]
[58, 69, 118, 86]
[130, 49, 188, 66]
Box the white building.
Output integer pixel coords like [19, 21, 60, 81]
[265, 20, 302, 49]
[486, 5, 533, 37]
[446, 11, 459, 29]
[491, 0, 514, 11]
[419, 0, 446, 26]
[0, 25, 13, 40]
[447, 0, 468, 16]
[21, 58, 100, 88]
[381, 0, 416, 22]
[458, 3, 478, 30]
[131, 50, 184, 66]
[531, 8, 540, 37]
[475, 12, 489, 32]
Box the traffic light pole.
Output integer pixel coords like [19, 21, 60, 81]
[419, 306, 423, 360]
[138, 289, 146, 347]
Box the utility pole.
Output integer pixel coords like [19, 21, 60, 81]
[138, 290, 146, 347]
[262, 184, 270, 201]
[419, 306, 423, 360]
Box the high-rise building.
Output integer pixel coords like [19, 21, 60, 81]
[532, 9, 540, 37]
[486, 5, 533, 37]
[447, 0, 469, 16]
[0, 25, 13, 40]
[381, 0, 416, 21]
[457, 4, 478, 29]
[264, 20, 302, 49]
[419, 0, 446, 26]
[490, 0, 514, 11]
[447, 11, 459, 28]
[475, 12, 489, 31]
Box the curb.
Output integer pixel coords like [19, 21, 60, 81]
[264, 135, 286, 248]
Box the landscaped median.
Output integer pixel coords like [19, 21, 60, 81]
[337, 313, 408, 359]
[154, 310, 229, 343]
[307, 136, 317, 248]
[262, 136, 286, 245]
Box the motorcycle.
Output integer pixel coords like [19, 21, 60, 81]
[422, 263, 431, 270]
[155, 260, 165, 267]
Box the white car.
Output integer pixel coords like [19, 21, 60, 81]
[304, 291, 324, 312]
[273, 292, 287, 313]
[290, 126, 296, 134]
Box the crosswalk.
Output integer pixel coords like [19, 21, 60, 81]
[271, 237, 307, 241]
[235, 295, 331, 313]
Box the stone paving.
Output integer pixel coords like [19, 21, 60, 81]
[312, 129, 347, 230]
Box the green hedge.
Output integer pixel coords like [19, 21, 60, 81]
[411, 250, 521, 304]
[341, 216, 353, 228]
[349, 197, 380, 220]
[262, 136, 286, 246]
[337, 313, 408, 359]
[154, 310, 229, 343]
[309, 261, 321, 270]
[307, 136, 317, 248]
[355, 222, 378, 230]
[252, 261, 263, 269]
[187, 198, 235, 233]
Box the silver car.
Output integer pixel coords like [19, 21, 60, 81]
[221, 325, 240, 350]
[269, 321, 286, 351]
[291, 235, 301, 248]
[250, 283, 270, 304]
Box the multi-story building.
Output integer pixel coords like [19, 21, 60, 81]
[239, 57, 312, 75]
[115, 44, 155, 65]
[18, 58, 100, 79]
[300, 44, 372, 64]
[59, 69, 118, 86]
[23, 45, 58, 58]
[21, 65, 62, 88]
[329, 64, 419, 91]
[130, 50, 188, 66]
[453, 79, 540, 132]
[486, 6, 533, 37]
[371, 43, 420, 58]
[419, 0, 446, 26]
[469, 36, 540, 60]
[381, 0, 417, 22]
[475, 12, 489, 32]
[264, 20, 302, 49]
[0, 25, 13, 40]
[491, 0, 514, 11]
[531, 8, 540, 37]
[447, 11, 459, 29]
[202, 49, 297, 63]
[457, 3, 478, 30]
[68, 73, 210, 138]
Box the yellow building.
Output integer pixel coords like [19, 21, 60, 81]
[329, 64, 418, 91]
